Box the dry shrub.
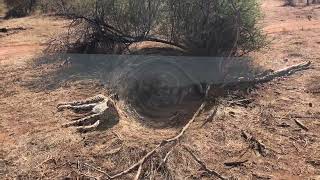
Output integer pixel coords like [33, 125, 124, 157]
[285, 0, 320, 6]
[47, 0, 266, 56]
[4, 0, 37, 18]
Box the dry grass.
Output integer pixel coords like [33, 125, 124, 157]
[1, 0, 320, 179]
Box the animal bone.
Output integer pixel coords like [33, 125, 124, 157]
[57, 94, 119, 132]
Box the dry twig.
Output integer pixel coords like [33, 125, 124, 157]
[201, 105, 219, 127]
[241, 130, 268, 157]
[182, 145, 226, 180]
[294, 119, 309, 131]
[82, 162, 111, 179]
[224, 159, 248, 167]
[156, 149, 174, 171]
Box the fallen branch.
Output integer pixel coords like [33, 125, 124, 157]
[255, 61, 311, 83]
[61, 13, 187, 50]
[224, 61, 311, 89]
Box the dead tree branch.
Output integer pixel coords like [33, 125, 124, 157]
[59, 13, 187, 50]
[223, 61, 311, 89]
[254, 61, 311, 83]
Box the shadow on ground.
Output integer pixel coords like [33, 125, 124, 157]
[24, 53, 264, 129]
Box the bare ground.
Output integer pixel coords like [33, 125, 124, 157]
[1, 0, 320, 179]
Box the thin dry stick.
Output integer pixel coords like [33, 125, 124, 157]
[83, 162, 111, 179]
[201, 105, 218, 127]
[156, 148, 174, 171]
[294, 119, 309, 131]
[241, 130, 268, 157]
[292, 115, 320, 119]
[224, 159, 248, 167]
[182, 145, 226, 180]
[134, 164, 143, 180]
[108, 143, 162, 179]
[274, 115, 320, 120]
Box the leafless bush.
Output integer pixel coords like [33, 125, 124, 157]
[285, 0, 320, 6]
[48, 0, 266, 56]
[38, 0, 74, 14]
[4, 0, 37, 18]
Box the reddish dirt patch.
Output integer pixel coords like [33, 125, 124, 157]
[0, 44, 43, 61]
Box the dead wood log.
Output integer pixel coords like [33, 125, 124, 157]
[223, 61, 311, 89]
[254, 61, 311, 83]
